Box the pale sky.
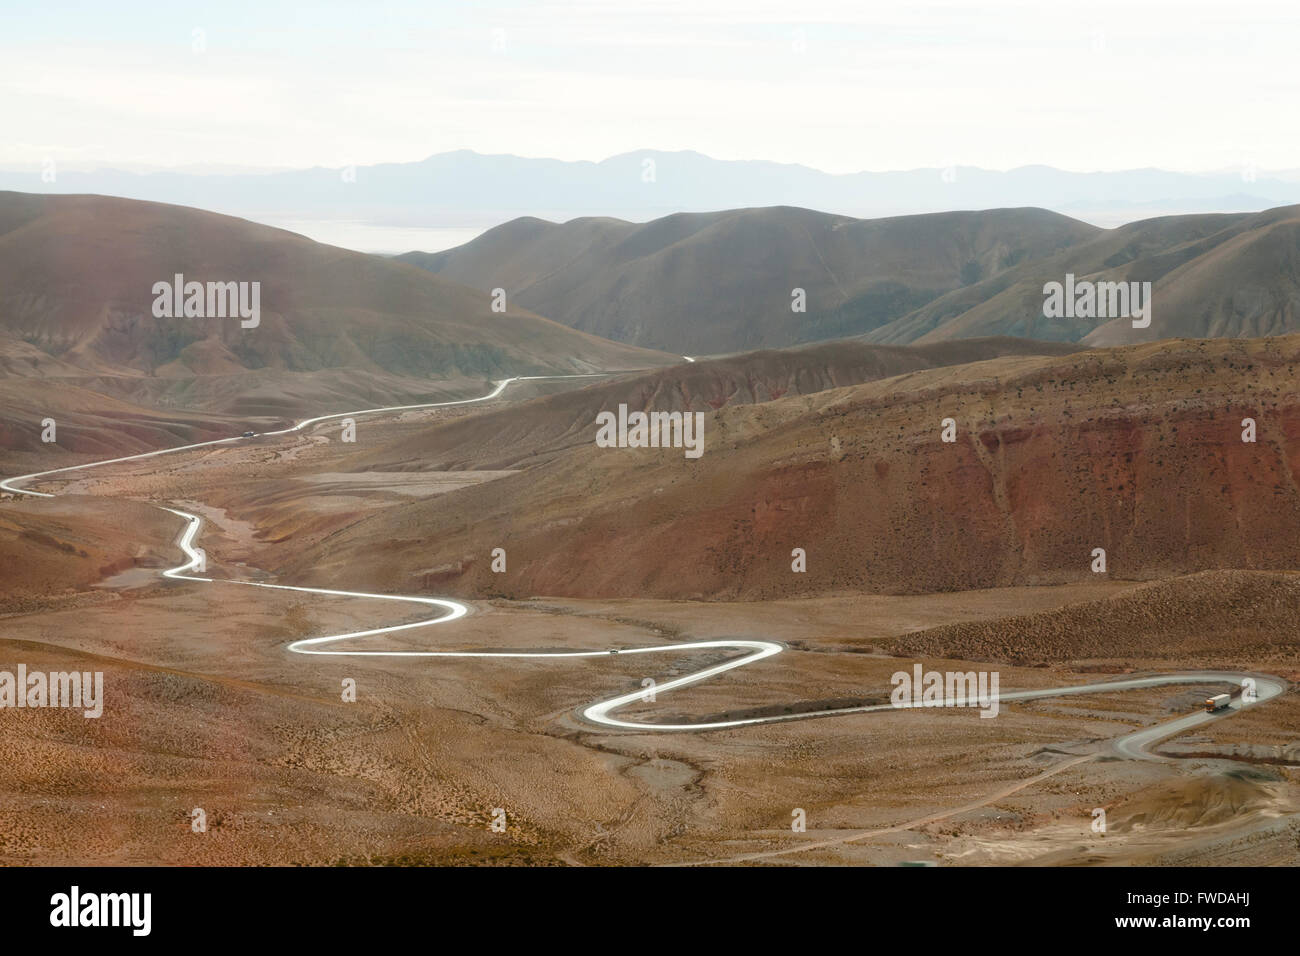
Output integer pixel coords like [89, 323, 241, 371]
[3, 0, 1297, 175]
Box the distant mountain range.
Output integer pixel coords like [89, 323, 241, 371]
[400, 203, 1300, 354]
[4, 150, 1299, 230]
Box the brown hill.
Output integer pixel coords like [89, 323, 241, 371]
[0, 377, 236, 460]
[397, 206, 1099, 354]
[277, 335, 1300, 601]
[866, 206, 1300, 346]
[335, 336, 1081, 472]
[400, 202, 1300, 354]
[890, 569, 1300, 666]
[0, 497, 177, 613]
[1086, 207, 1300, 345]
[0, 191, 674, 382]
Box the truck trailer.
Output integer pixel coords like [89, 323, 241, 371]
[1204, 693, 1231, 713]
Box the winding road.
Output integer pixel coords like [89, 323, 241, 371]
[1, 375, 1284, 748]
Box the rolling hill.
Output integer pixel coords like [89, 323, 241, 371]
[328, 336, 1082, 472]
[0, 192, 675, 385]
[397, 206, 1099, 354]
[400, 203, 1300, 355]
[274, 335, 1300, 601]
[1085, 207, 1300, 346]
[867, 205, 1300, 347]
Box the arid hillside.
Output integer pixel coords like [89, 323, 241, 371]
[890, 569, 1300, 669]
[276, 335, 1300, 600]
[866, 210, 1256, 344]
[0, 496, 176, 613]
[1086, 208, 1300, 346]
[400, 202, 1300, 354]
[0, 191, 674, 380]
[0, 377, 241, 461]
[867, 205, 1300, 346]
[334, 337, 1081, 471]
[398, 206, 1098, 353]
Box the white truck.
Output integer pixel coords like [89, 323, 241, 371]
[1204, 693, 1231, 713]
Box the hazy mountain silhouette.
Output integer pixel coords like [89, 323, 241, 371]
[4, 150, 1297, 229]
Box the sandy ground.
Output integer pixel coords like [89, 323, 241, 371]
[2, 401, 1297, 866]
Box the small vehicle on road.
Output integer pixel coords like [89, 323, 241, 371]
[1204, 693, 1231, 712]
[241, 431, 256, 438]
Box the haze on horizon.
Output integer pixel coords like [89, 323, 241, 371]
[4, 0, 1299, 177]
